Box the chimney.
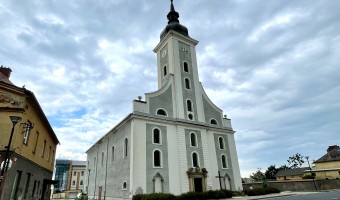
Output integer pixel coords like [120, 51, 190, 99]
[0, 66, 12, 78]
[327, 145, 339, 153]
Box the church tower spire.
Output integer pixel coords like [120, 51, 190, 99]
[160, 0, 189, 39]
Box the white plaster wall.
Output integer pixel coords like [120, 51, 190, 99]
[227, 133, 243, 191]
[176, 125, 189, 193]
[207, 130, 220, 190]
[131, 119, 147, 195]
[166, 124, 181, 195]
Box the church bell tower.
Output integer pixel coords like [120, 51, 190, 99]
[153, 0, 208, 123]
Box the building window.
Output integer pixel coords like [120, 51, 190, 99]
[221, 155, 228, 169]
[183, 62, 189, 72]
[80, 180, 83, 185]
[124, 138, 128, 158]
[190, 133, 197, 147]
[188, 113, 193, 120]
[101, 152, 104, 165]
[163, 66, 167, 76]
[73, 171, 76, 176]
[10, 170, 22, 199]
[23, 173, 31, 199]
[47, 146, 51, 162]
[218, 137, 225, 150]
[51, 150, 55, 165]
[41, 140, 46, 158]
[23, 121, 32, 144]
[153, 150, 162, 167]
[192, 152, 199, 167]
[81, 171, 84, 176]
[72, 180, 75, 186]
[32, 131, 39, 154]
[187, 100, 193, 112]
[153, 128, 161, 144]
[156, 109, 167, 116]
[111, 146, 115, 163]
[210, 119, 218, 125]
[185, 78, 190, 89]
[122, 182, 127, 190]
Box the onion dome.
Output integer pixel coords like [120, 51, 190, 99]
[160, 0, 189, 39]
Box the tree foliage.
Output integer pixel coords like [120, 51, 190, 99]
[265, 165, 278, 179]
[250, 168, 266, 182]
[287, 153, 305, 168]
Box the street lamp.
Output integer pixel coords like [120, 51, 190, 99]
[1, 116, 22, 177]
[306, 156, 317, 191]
[0, 116, 21, 198]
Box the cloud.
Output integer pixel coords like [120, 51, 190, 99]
[1, 0, 339, 177]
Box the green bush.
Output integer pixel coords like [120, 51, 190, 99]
[302, 174, 314, 179]
[140, 193, 176, 200]
[132, 190, 233, 200]
[247, 187, 280, 196]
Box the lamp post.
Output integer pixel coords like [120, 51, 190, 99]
[0, 116, 22, 195]
[306, 156, 317, 190]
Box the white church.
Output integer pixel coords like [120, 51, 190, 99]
[86, 1, 243, 199]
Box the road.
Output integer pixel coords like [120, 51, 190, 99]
[268, 190, 340, 200]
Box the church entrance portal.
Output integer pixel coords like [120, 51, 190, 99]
[187, 167, 208, 192]
[194, 178, 203, 192]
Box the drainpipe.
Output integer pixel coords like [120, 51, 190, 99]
[94, 144, 99, 199]
[104, 137, 109, 200]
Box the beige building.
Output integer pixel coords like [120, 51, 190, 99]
[69, 161, 86, 192]
[0, 66, 59, 199]
[275, 167, 310, 181]
[312, 145, 340, 180]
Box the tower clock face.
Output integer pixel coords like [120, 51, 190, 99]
[161, 49, 167, 57]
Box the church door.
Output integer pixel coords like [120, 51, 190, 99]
[154, 176, 162, 193]
[194, 178, 203, 192]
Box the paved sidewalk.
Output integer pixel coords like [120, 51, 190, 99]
[231, 191, 319, 200]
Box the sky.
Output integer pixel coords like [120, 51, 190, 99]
[1, 0, 339, 177]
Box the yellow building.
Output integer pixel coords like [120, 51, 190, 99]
[275, 167, 310, 181]
[312, 145, 340, 180]
[0, 66, 59, 199]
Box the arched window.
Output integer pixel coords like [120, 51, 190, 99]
[185, 78, 190, 89]
[221, 155, 227, 168]
[163, 66, 167, 76]
[192, 152, 199, 167]
[183, 62, 189, 72]
[124, 138, 128, 158]
[111, 146, 115, 163]
[218, 137, 224, 150]
[122, 181, 127, 190]
[210, 119, 218, 125]
[153, 150, 162, 167]
[188, 114, 193, 120]
[187, 100, 193, 112]
[190, 133, 197, 147]
[153, 128, 161, 144]
[156, 109, 167, 116]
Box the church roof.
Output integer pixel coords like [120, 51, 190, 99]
[160, 0, 189, 39]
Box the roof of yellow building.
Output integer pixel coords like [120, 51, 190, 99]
[314, 145, 340, 163]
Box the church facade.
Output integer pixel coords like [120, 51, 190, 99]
[86, 2, 242, 200]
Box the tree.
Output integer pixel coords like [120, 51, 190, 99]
[277, 164, 290, 170]
[265, 165, 278, 180]
[287, 153, 305, 168]
[250, 168, 266, 182]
